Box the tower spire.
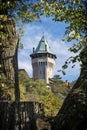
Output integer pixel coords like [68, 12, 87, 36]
[42, 32, 44, 36]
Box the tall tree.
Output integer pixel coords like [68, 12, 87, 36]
[0, 0, 41, 101]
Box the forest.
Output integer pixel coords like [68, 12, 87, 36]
[0, 0, 87, 130]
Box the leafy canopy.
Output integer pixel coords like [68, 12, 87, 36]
[1, 0, 87, 62]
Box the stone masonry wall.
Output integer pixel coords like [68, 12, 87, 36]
[0, 101, 44, 130]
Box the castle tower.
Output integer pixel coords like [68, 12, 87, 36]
[30, 36, 56, 84]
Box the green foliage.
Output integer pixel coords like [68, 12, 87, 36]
[0, 82, 15, 101]
[18, 70, 64, 116]
[48, 76, 70, 101]
[38, 93, 62, 117]
[19, 83, 28, 101]
[18, 70, 73, 116]
[49, 75, 62, 87]
[0, 73, 15, 100]
[38, 0, 87, 69]
[50, 79, 70, 101]
[26, 79, 48, 95]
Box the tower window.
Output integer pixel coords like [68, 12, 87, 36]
[45, 62, 47, 65]
[39, 62, 40, 66]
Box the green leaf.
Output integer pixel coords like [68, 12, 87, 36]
[62, 70, 66, 75]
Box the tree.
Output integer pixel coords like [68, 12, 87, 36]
[39, 0, 87, 65]
[0, 0, 41, 101]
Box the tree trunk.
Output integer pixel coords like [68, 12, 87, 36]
[0, 17, 20, 101]
[13, 36, 20, 102]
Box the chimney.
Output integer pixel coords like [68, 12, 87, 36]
[33, 47, 35, 53]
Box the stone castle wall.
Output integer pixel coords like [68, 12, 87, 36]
[0, 101, 44, 130]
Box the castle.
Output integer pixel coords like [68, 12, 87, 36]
[30, 35, 56, 84]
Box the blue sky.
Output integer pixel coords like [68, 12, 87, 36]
[18, 16, 80, 82]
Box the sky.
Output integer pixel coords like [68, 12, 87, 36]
[18, 16, 81, 82]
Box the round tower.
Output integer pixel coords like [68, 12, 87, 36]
[30, 36, 56, 84]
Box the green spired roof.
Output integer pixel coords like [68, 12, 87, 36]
[34, 35, 53, 54]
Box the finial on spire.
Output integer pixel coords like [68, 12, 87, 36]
[42, 32, 44, 36]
